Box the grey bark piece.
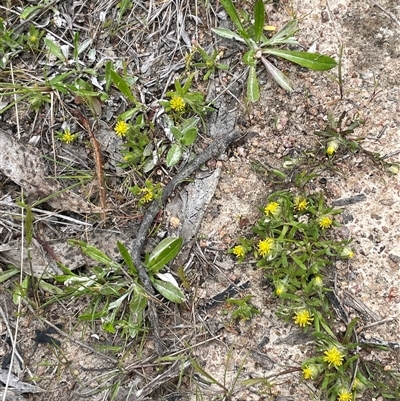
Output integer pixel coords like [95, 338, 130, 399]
[0, 369, 44, 394]
[166, 169, 221, 264]
[0, 129, 99, 213]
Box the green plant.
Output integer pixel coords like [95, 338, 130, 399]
[129, 179, 162, 207]
[190, 42, 230, 80]
[212, 0, 337, 101]
[226, 295, 260, 321]
[50, 237, 184, 338]
[160, 72, 211, 118]
[0, 18, 24, 68]
[165, 117, 199, 168]
[230, 189, 400, 400]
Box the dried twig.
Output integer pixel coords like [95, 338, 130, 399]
[131, 129, 240, 355]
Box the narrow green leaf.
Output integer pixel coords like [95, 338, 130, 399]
[263, 49, 337, 71]
[0, 268, 19, 283]
[261, 56, 293, 91]
[146, 237, 183, 272]
[20, 5, 43, 20]
[219, 0, 249, 39]
[211, 27, 246, 44]
[108, 69, 137, 103]
[291, 254, 307, 270]
[247, 66, 260, 102]
[38, 280, 63, 295]
[265, 19, 299, 46]
[254, 0, 265, 42]
[44, 38, 66, 62]
[166, 144, 183, 168]
[153, 279, 185, 303]
[117, 241, 137, 274]
[69, 240, 117, 267]
[130, 284, 147, 314]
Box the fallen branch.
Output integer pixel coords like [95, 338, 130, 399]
[130, 129, 240, 354]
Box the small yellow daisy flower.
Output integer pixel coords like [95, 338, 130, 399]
[293, 309, 314, 327]
[115, 120, 129, 137]
[60, 129, 77, 144]
[319, 216, 333, 229]
[257, 238, 274, 257]
[294, 197, 308, 211]
[275, 283, 285, 296]
[140, 188, 154, 203]
[337, 389, 353, 401]
[327, 140, 339, 155]
[264, 201, 281, 217]
[313, 276, 324, 288]
[302, 364, 320, 380]
[232, 245, 245, 258]
[341, 247, 354, 258]
[170, 95, 186, 112]
[323, 347, 344, 367]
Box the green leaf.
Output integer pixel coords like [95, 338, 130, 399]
[243, 49, 257, 67]
[171, 126, 183, 140]
[0, 268, 19, 283]
[69, 240, 118, 267]
[254, 0, 265, 42]
[219, 0, 249, 39]
[265, 19, 299, 46]
[152, 279, 185, 303]
[38, 280, 63, 295]
[117, 241, 137, 274]
[44, 38, 66, 62]
[211, 27, 246, 44]
[20, 5, 43, 20]
[180, 127, 197, 146]
[262, 49, 337, 71]
[108, 69, 137, 103]
[247, 66, 260, 102]
[261, 56, 293, 92]
[166, 144, 183, 168]
[146, 237, 183, 273]
[130, 284, 147, 314]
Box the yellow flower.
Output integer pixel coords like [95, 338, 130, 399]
[170, 95, 186, 112]
[341, 247, 354, 258]
[294, 197, 308, 211]
[313, 276, 324, 288]
[319, 216, 333, 229]
[232, 245, 245, 258]
[327, 140, 339, 155]
[140, 188, 154, 203]
[293, 309, 314, 327]
[264, 202, 281, 217]
[257, 238, 274, 257]
[275, 283, 285, 296]
[60, 129, 77, 144]
[323, 347, 344, 367]
[337, 389, 353, 401]
[115, 120, 129, 137]
[302, 364, 320, 380]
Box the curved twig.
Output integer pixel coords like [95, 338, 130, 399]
[130, 129, 239, 354]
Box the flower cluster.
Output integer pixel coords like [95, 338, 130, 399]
[169, 95, 186, 112]
[57, 128, 78, 144]
[293, 309, 314, 327]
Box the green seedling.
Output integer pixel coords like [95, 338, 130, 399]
[165, 117, 199, 168]
[191, 43, 230, 80]
[128, 179, 162, 207]
[226, 295, 260, 321]
[51, 237, 184, 338]
[160, 72, 211, 118]
[212, 0, 337, 101]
